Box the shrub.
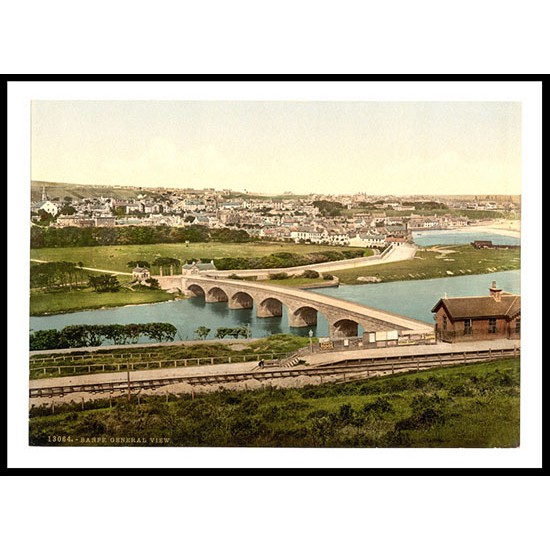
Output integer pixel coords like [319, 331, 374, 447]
[194, 326, 211, 340]
[88, 274, 121, 293]
[448, 383, 475, 397]
[302, 270, 320, 279]
[239, 400, 260, 415]
[269, 272, 290, 280]
[396, 394, 448, 430]
[361, 397, 394, 415]
[30, 329, 62, 351]
[307, 409, 330, 419]
[144, 277, 160, 289]
[282, 401, 309, 411]
[396, 407, 446, 430]
[338, 403, 355, 422]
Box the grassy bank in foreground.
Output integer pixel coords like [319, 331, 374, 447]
[30, 287, 174, 316]
[29, 334, 311, 378]
[329, 245, 520, 284]
[30, 358, 519, 448]
[31, 242, 355, 274]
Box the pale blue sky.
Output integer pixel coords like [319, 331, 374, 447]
[31, 101, 521, 195]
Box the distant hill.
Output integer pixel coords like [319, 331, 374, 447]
[31, 181, 146, 201]
[31, 181, 311, 202]
[431, 194, 521, 204]
[221, 191, 310, 201]
[31, 182, 521, 204]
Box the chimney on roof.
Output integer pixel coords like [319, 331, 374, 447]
[489, 280, 502, 302]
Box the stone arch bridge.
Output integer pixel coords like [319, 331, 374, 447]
[158, 275, 432, 339]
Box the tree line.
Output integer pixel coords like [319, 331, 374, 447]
[312, 200, 344, 217]
[30, 323, 178, 350]
[116, 250, 365, 274]
[30, 225, 252, 249]
[87, 275, 121, 292]
[30, 261, 87, 290]
[31, 262, 123, 293]
[213, 249, 364, 271]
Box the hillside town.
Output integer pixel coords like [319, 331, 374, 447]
[31, 185, 519, 249]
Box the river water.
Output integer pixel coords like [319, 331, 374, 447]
[412, 229, 520, 247]
[30, 270, 520, 342]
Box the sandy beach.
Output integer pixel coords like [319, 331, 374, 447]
[446, 220, 521, 238]
[479, 220, 521, 238]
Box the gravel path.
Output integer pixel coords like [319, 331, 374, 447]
[30, 259, 131, 276]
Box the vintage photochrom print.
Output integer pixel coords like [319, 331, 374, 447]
[27, 94, 523, 450]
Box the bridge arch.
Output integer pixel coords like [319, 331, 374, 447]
[289, 305, 318, 328]
[257, 297, 283, 318]
[229, 291, 254, 310]
[206, 287, 229, 303]
[187, 284, 206, 297]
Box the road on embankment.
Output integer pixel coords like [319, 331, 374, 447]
[200, 243, 418, 279]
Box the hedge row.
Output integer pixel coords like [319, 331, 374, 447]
[30, 323, 178, 350]
[30, 225, 252, 249]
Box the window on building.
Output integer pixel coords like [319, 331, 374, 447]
[443, 316, 447, 331]
[464, 319, 472, 335]
[488, 318, 497, 334]
[515, 318, 520, 334]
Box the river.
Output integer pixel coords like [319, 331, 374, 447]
[412, 229, 520, 247]
[30, 270, 520, 343]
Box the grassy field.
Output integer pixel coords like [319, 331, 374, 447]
[344, 207, 515, 220]
[29, 334, 311, 378]
[32, 181, 143, 201]
[261, 277, 339, 288]
[29, 358, 520, 448]
[30, 287, 174, 316]
[329, 245, 520, 284]
[30, 242, 355, 275]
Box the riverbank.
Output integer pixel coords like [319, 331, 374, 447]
[328, 244, 520, 285]
[478, 221, 521, 238]
[454, 220, 521, 238]
[30, 288, 176, 316]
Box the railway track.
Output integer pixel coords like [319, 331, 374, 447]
[29, 347, 519, 399]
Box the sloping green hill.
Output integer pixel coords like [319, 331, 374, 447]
[31, 181, 144, 201]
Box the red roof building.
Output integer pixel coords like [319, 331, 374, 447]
[431, 281, 520, 343]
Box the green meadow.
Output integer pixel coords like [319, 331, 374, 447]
[30, 358, 520, 448]
[329, 245, 520, 284]
[31, 242, 356, 274]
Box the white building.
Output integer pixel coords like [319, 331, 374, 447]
[35, 200, 58, 217]
[348, 232, 386, 248]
